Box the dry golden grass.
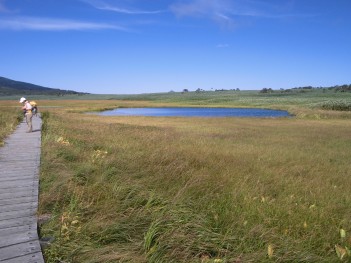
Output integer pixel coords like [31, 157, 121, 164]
[2, 95, 351, 262]
[37, 100, 351, 262]
[0, 101, 23, 145]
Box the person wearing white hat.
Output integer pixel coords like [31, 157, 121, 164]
[19, 97, 33, 133]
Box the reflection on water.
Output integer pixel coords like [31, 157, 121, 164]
[98, 107, 290, 118]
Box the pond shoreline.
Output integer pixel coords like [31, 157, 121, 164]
[96, 107, 291, 118]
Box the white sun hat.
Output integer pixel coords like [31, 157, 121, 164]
[19, 97, 26, 103]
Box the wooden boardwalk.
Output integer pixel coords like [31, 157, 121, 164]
[0, 116, 44, 263]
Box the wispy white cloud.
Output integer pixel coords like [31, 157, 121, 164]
[81, 0, 166, 15]
[216, 43, 230, 48]
[170, 0, 229, 17]
[170, 0, 236, 29]
[93, 5, 165, 15]
[170, 0, 311, 28]
[0, 16, 127, 31]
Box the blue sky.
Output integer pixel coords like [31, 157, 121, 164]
[0, 0, 350, 94]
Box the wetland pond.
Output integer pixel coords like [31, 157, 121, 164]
[98, 107, 290, 118]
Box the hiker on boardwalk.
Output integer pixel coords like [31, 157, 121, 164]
[19, 97, 33, 133]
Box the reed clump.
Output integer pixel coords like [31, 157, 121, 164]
[38, 105, 351, 262]
[317, 100, 351, 111]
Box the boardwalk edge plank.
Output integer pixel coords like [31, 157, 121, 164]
[0, 116, 44, 263]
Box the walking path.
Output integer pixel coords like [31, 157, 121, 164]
[0, 116, 44, 263]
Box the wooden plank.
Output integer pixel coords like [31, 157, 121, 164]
[0, 196, 38, 206]
[0, 203, 38, 214]
[0, 224, 35, 236]
[1, 252, 44, 263]
[0, 231, 39, 248]
[0, 174, 38, 181]
[0, 185, 35, 193]
[0, 189, 37, 200]
[0, 208, 37, 221]
[0, 117, 44, 263]
[0, 181, 38, 190]
[0, 241, 43, 262]
[0, 217, 36, 229]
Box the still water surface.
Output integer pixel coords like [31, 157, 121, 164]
[99, 107, 290, 118]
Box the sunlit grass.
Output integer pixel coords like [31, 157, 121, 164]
[38, 103, 351, 262]
[0, 101, 23, 145]
[2, 91, 351, 262]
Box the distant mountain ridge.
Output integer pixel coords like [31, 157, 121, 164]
[0, 76, 87, 95]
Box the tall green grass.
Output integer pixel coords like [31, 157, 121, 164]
[38, 106, 351, 262]
[3, 90, 351, 262]
[316, 100, 351, 111]
[0, 102, 23, 145]
[2, 89, 351, 109]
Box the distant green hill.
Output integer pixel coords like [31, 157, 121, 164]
[0, 76, 88, 95]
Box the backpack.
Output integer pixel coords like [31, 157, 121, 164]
[30, 101, 38, 115]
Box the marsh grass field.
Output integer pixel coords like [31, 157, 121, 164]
[0, 104, 23, 146]
[1, 90, 351, 262]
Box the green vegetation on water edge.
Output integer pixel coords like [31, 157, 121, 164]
[2, 88, 351, 113]
[1, 90, 351, 262]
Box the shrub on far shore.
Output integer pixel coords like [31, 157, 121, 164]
[317, 100, 351, 111]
